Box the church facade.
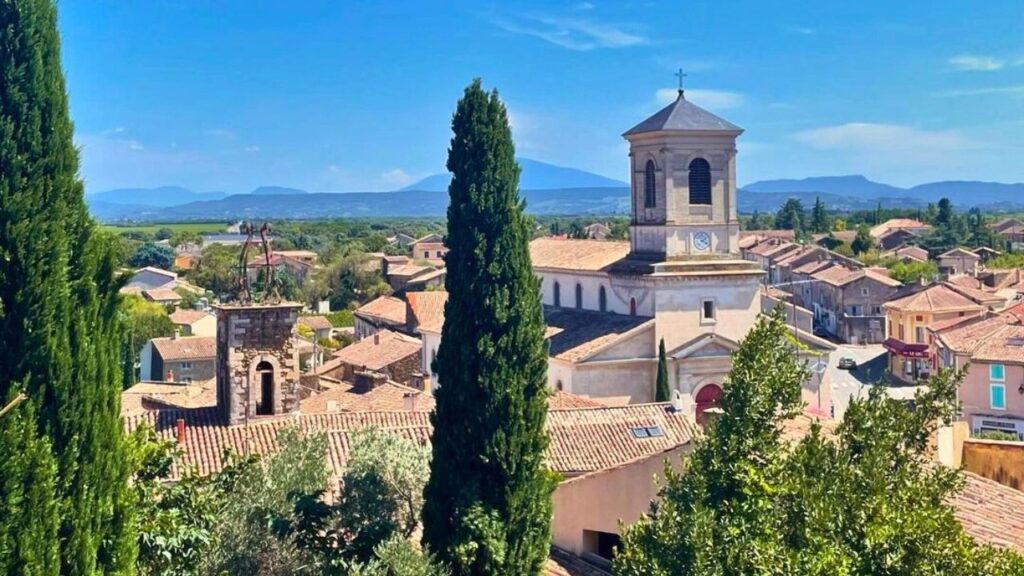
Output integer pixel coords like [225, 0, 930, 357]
[423, 91, 833, 417]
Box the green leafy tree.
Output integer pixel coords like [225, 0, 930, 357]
[850, 224, 873, 255]
[810, 196, 830, 233]
[121, 294, 176, 385]
[155, 227, 175, 241]
[888, 260, 938, 285]
[189, 244, 242, 297]
[775, 198, 805, 232]
[130, 241, 176, 269]
[655, 338, 670, 402]
[170, 230, 203, 249]
[422, 79, 554, 576]
[615, 311, 1024, 575]
[988, 253, 1024, 269]
[936, 197, 954, 228]
[0, 0, 135, 572]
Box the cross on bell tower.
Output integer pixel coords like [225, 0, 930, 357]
[675, 68, 687, 97]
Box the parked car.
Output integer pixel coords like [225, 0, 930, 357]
[838, 357, 858, 370]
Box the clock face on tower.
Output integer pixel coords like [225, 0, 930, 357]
[693, 231, 711, 251]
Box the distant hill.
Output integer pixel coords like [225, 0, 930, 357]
[86, 186, 228, 207]
[402, 157, 626, 192]
[745, 175, 1024, 205]
[744, 175, 906, 198]
[250, 185, 308, 195]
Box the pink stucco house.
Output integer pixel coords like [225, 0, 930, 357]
[934, 314, 1024, 439]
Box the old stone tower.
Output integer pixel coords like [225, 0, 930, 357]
[623, 89, 743, 259]
[215, 303, 303, 425]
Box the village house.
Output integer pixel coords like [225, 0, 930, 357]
[992, 218, 1024, 250]
[933, 312, 1024, 439]
[870, 218, 931, 241]
[883, 283, 988, 383]
[297, 314, 334, 341]
[124, 266, 177, 292]
[139, 335, 216, 383]
[974, 246, 1001, 264]
[354, 295, 408, 339]
[937, 247, 982, 277]
[385, 263, 445, 292]
[882, 245, 930, 263]
[169, 308, 217, 337]
[804, 264, 902, 344]
[142, 287, 183, 306]
[583, 222, 612, 240]
[247, 249, 320, 284]
[316, 329, 423, 388]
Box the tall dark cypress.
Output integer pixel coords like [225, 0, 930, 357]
[0, 1, 134, 574]
[422, 79, 554, 575]
[655, 338, 670, 402]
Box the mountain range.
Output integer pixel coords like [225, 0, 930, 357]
[85, 161, 1024, 222]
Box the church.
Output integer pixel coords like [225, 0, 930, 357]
[420, 89, 834, 417]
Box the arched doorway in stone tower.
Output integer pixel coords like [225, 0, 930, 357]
[255, 360, 274, 415]
[694, 383, 723, 426]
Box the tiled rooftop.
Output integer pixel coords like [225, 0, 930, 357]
[529, 238, 630, 272]
[143, 288, 182, 302]
[953, 471, 1024, 552]
[300, 379, 434, 413]
[406, 290, 448, 333]
[544, 307, 653, 363]
[884, 283, 987, 313]
[123, 401, 699, 480]
[328, 329, 421, 372]
[168, 308, 211, 325]
[297, 315, 333, 331]
[353, 295, 407, 325]
[151, 336, 216, 361]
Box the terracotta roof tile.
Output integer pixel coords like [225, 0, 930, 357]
[953, 472, 1024, 552]
[143, 288, 182, 302]
[124, 402, 699, 480]
[300, 380, 434, 413]
[870, 218, 929, 238]
[353, 296, 407, 325]
[329, 329, 421, 372]
[973, 324, 1024, 364]
[548, 391, 611, 410]
[544, 308, 653, 363]
[406, 291, 448, 333]
[939, 247, 981, 260]
[151, 336, 216, 361]
[545, 548, 611, 576]
[529, 238, 630, 271]
[884, 283, 987, 313]
[298, 315, 333, 331]
[386, 264, 434, 278]
[169, 308, 211, 325]
[121, 380, 217, 416]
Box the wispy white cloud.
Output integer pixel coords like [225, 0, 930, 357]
[793, 123, 976, 169]
[788, 26, 816, 36]
[100, 126, 126, 137]
[655, 88, 744, 110]
[244, 145, 261, 153]
[572, 2, 594, 10]
[380, 168, 414, 188]
[948, 54, 1005, 71]
[493, 14, 647, 51]
[936, 85, 1024, 97]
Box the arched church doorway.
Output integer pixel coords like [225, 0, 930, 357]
[694, 383, 723, 426]
[255, 360, 274, 415]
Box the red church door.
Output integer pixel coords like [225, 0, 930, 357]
[694, 384, 724, 426]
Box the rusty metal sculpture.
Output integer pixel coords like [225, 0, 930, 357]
[235, 221, 280, 304]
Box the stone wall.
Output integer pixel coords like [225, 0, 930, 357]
[215, 303, 303, 425]
[962, 438, 1024, 491]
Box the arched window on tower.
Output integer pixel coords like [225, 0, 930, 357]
[629, 298, 637, 316]
[255, 360, 274, 416]
[688, 158, 712, 205]
[644, 160, 657, 208]
[553, 281, 561, 307]
[575, 284, 583, 310]
[599, 286, 607, 312]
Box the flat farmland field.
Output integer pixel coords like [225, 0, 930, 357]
[103, 222, 228, 235]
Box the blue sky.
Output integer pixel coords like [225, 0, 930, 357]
[60, 0, 1024, 193]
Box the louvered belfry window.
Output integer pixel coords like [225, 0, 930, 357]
[644, 160, 656, 208]
[688, 157, 712, 205]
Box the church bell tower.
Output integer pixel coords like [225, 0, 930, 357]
[623, 89, 743, 259]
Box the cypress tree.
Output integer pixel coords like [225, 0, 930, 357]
[655, 338, 670, 402]
[0, 1, 135, 573]
[422, 79, 554, 575]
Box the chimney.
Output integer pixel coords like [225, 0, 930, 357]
[353, 370, 387, 392]
[166, 369, 175, 382]
[403, 392, 418, 411]
[176, 418, 186, 445]
[670, 389, 685, 412]
[374, 332, 380, 345]
[173, 328, 180, 340]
